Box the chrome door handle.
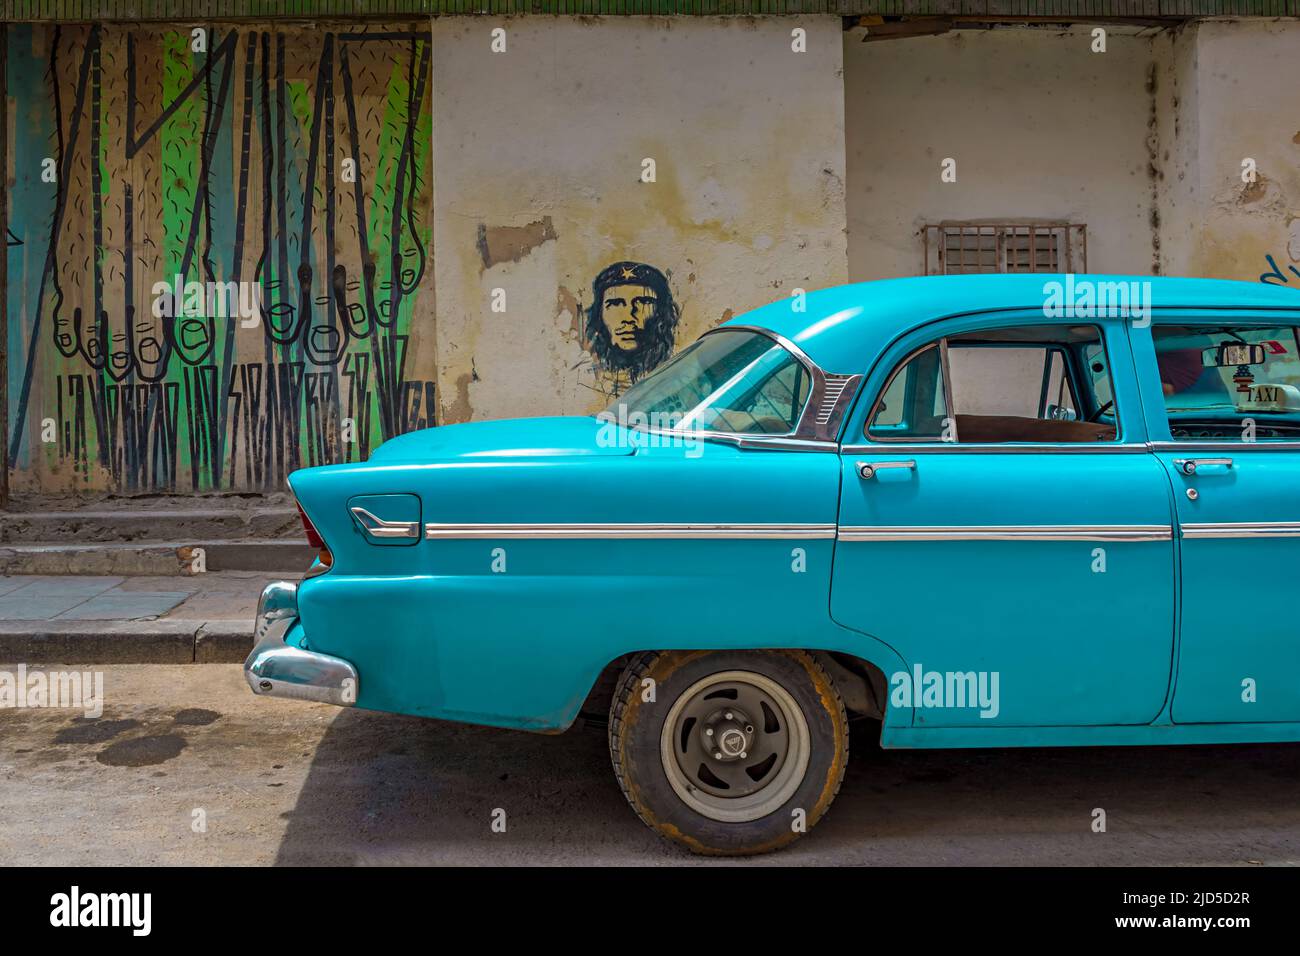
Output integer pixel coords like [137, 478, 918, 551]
[1174, 458, 1234, 476]
[350, 506, 420, 539]
[857, 459, 916, 480]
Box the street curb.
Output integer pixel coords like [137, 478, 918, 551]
[0, 540, 315, 576]
[0, 620, 252, 664]
[196, 621, 256, 663]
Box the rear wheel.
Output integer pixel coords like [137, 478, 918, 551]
[608, 650, 849, 855]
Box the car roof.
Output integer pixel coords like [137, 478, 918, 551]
[724, 274, 1300, 374]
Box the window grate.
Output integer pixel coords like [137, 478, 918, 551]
[923, 223, 1087, 276]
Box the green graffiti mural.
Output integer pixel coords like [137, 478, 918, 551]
[5, 22, 436, 491]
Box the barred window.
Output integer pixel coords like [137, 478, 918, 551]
[923, 223, 1087, 275]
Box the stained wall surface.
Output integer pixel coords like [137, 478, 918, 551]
[429, 16, 850, 425]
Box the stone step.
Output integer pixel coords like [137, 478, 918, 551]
[0, 540, 315, 576]
[0, 507, 302, 544]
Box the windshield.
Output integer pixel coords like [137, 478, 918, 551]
[607, 330, 812, 435]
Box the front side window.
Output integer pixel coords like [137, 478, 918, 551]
[610, 330, 811, 435]
[866, 345, 949, 440]
[1154, 323, 1300, 441]
[867, 324, 1118, 444]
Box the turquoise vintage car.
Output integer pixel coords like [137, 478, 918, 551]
[246, 274, 1300, 855]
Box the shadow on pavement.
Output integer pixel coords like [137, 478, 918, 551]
[275, 712, 1300, 865]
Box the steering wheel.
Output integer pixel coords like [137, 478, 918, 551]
[1087, 400, 1114, 423]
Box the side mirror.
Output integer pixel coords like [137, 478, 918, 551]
[1045, 404, 1077, 422]
[1206, 342, 1267, 368]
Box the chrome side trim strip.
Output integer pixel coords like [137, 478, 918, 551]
[1182, 522, 1300, 539]
[734, 436, 839, 451]
[838, 524, 1173, 542]
[839, 443, 1150, 455]
[628, 426, 838, 452]
[1151, 440, 1300, 452]
[422, 522, 1300, 542]
[424, 522, 839, 540]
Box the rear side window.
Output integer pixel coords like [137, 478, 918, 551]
[1154, 323, 1300, 441]
[947, 345, 1078, 420]
[866, 324, 1118, 444]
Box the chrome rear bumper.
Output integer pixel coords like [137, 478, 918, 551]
[244, 581, 358, 707]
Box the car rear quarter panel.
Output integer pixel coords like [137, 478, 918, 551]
[288, 444, 907, 731]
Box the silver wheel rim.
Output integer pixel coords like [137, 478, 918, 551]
[659, 669, 811, 823]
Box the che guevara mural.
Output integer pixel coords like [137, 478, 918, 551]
[580, 260, 682, 398]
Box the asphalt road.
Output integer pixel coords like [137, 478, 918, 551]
[2, 664, 1299, 866]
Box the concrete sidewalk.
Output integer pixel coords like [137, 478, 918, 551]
[0, 571, 299, 663]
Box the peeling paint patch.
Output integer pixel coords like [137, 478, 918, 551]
[444, 372, 475, 424]
[477, 216, 558, 271]
[1239, 173, 1271, 205]
[556, 284, 581, 342]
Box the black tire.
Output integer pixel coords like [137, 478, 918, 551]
[608, 649, 849, 856]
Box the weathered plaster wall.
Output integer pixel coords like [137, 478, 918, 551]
[1157, 19, 1300, 287]
[11, 15, 1297, 499]
[430, 16, 848, 423]
[843, 25, 1156, 280]
[1152, 23, 1200, 278]
[5, 22, 436, 492]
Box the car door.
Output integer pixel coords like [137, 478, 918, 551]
[1133, 313, 1300, 723]
[832, 313, 1177, 727]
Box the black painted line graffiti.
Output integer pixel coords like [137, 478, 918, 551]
[9, 25, 437, 492]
